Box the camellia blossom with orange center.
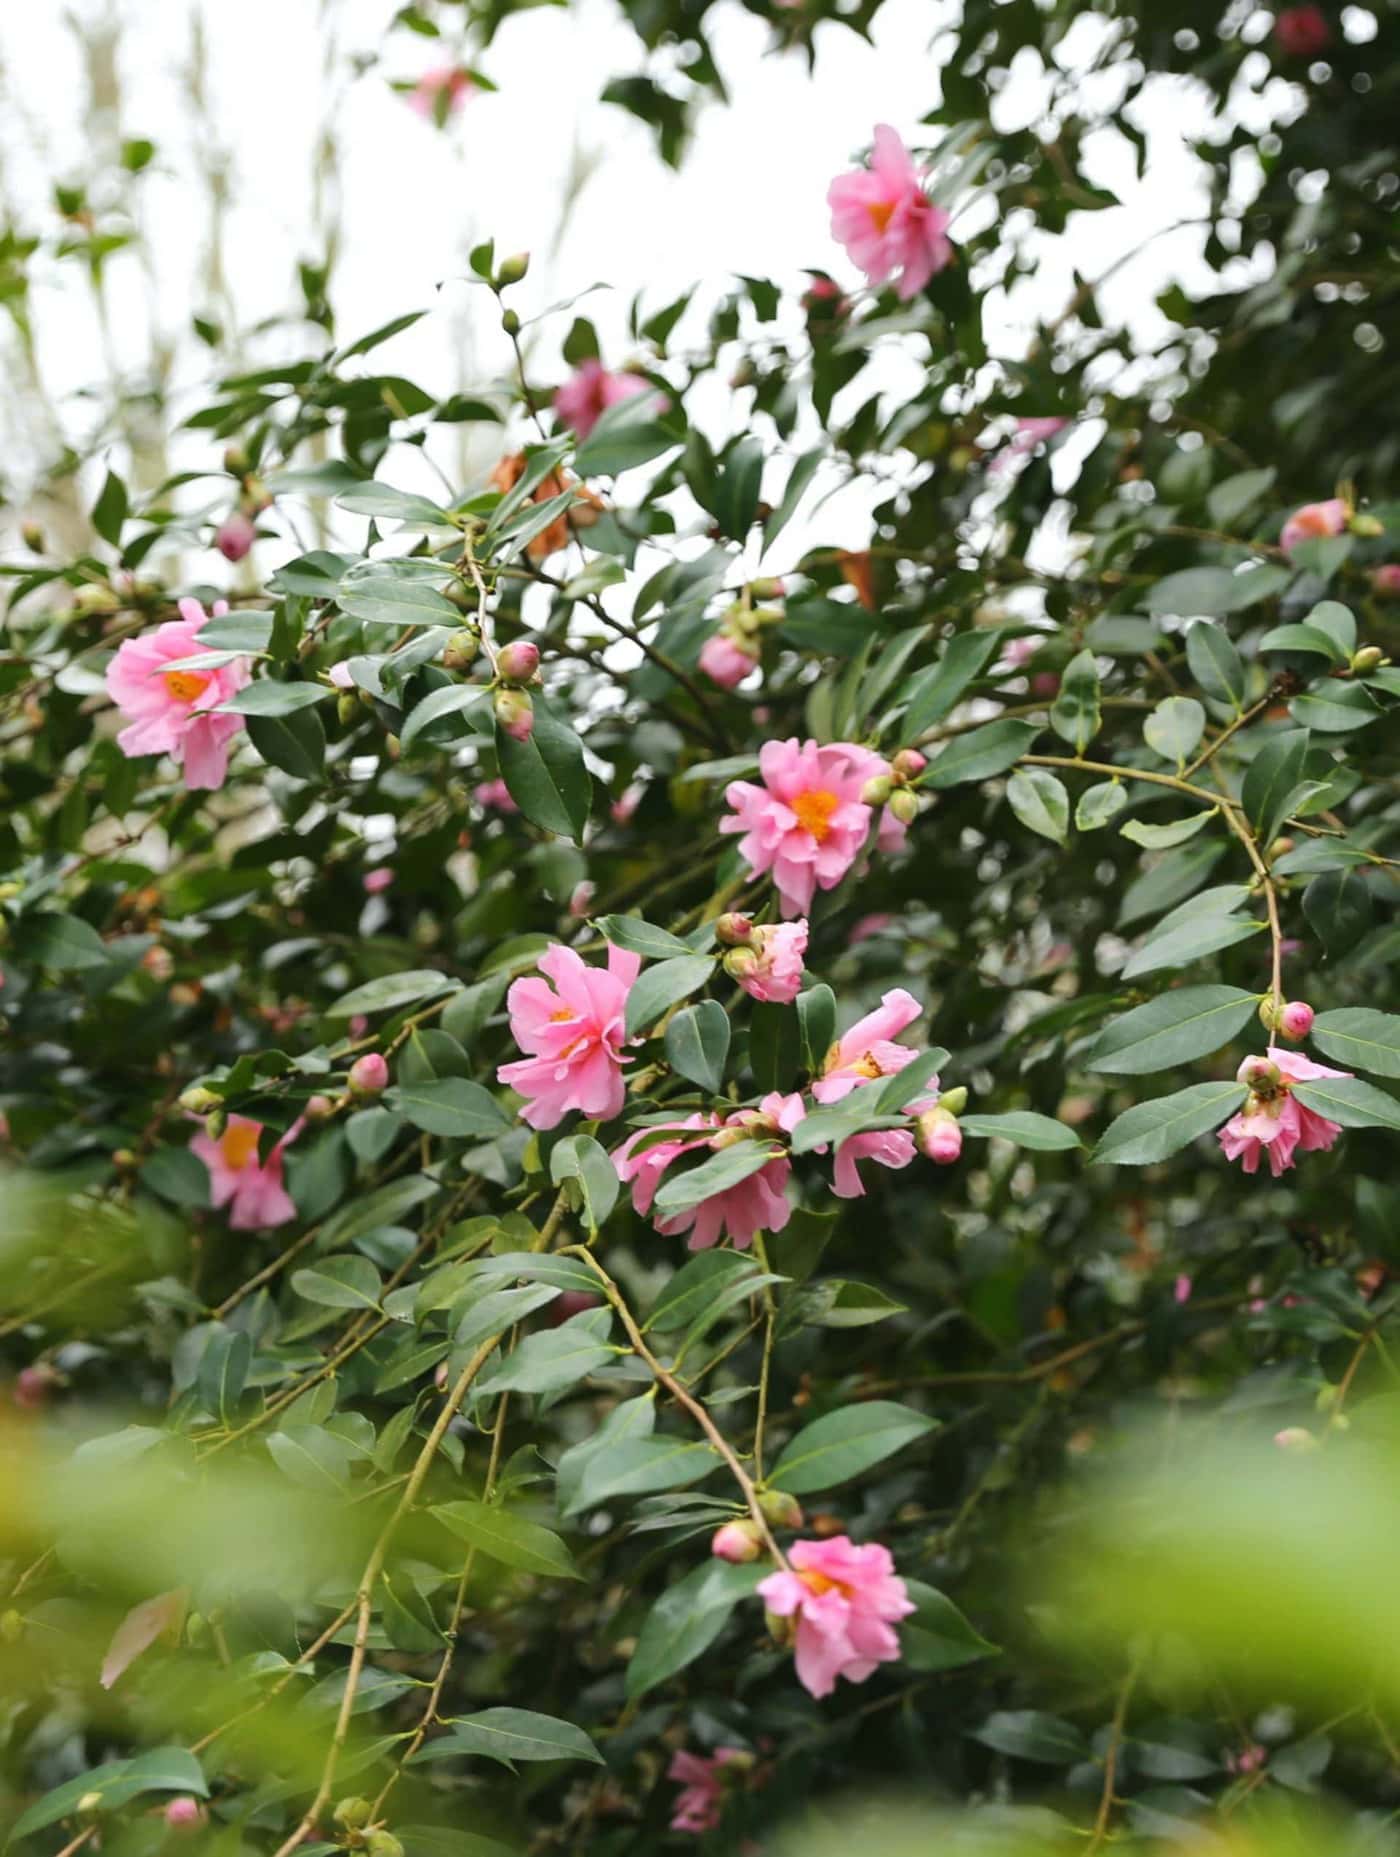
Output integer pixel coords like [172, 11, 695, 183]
[720, 737, 891, 915]
[757, 1535, 914, 1698]
[104, 599, 251, 790]
[827, 124, 954, 301]
[189, 1114, 300, 1229]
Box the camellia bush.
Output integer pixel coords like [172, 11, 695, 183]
[3, 1, 1400, 1853]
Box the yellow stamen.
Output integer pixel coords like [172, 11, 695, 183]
[852, 1052, 883, 1079]
[799, 1569, 847, 1599]
[548, 1008, 575, 1022]
[220, 1123, 260, 1171]
[163, 668, 211, 703]
[791, 788, 839, 843]
[866, 199, 896, 234]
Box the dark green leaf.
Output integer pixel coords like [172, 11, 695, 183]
[1086, 987, 1261, 1075]
[664, 1001, 730, 1094]
[768, 1401, 937, 1494]
[497, 693, 592, 841]
[1093, 1080, 1246, 1165]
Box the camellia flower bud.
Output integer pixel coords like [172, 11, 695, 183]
[223, 444, 252, 477]
[20, 520, 45, 554]
[497, 251, 530, 287]
[1371, 565, 1400, 598]
[305, 1094, 336, 1120]
[1258, 995, 1283, 1032]
[500, 307, 521, 337]
[861, 774, 894, 808]
[496, 639, 541, 684]
[1279, 1000, 1314, 1041]
[493, 687, 534, 742]
[205, 1109, 228, 1141]
[366, 1833, 404, 1857]
[917, 1107, 962, 1165]
[442, 628, 480, 671]
[13, 1364, 55, 1409]
[337, 693, 360, 727]
[348, 1053, 389, 1097]
[711, 1519, 762, 1563]
[713, 912, 753, 946]
[1350, 645, 1383, 674]
[757, 1487, 804, 1529]
[887, 788, 919, 825]
[215, 511, 256, 562]
[1237, 1055, 1281, 1093]
[892, 748, 927, 780]
[179, 1084, 222, 1115]
[722, 947, 761, 981]
[1274, 1426, 1319, 1452]
[164, 1797, 205, 1831]
[334, 1798, 373, 1830]
[1350, 512, 1384, 538]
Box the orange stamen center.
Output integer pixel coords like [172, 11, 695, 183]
[220, 1123, 260, 1171]
[853, 1052, 883, 1079]
[549, 1008, 575, 1022]
[163, 668, 211, 703]
[866, 198, 896, 234]
[791, 788, 839, 843]
[799, 1569, 848, 1599]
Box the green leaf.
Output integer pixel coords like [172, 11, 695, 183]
[14, 912, 110, 970]
[1259, 623, 1347, 662]
[267, 1424, 354, 1494]
[468, 1252, 602, 1295]
[574, 397, 678, 477]
[433, 1500, 581, 1580]
[549, 1134, 619, 1233]
[317, 1175, 439, 1251]
[972, 1711, 1089, 1765]
[220, 680, 332, 717]
[401, 682, 489, 751]
[1309, 1009, 1400, 1079]
[567, 1436, 720, 1512]
[807, 1279, 908, 1327]
[380, 1572, 443, 1653]
[336, 481, 449, 526]
[625, 1558, 765, 1700]
[1143, 696, 1206, 766]
[476, 1318, 617, 1396]
[768, 1400, 937, 1495]
[1290, 684, 1380, 734]
[1306, 600, 1358, 658]
[246, 705, 325, 780]
[91, 468, 130, 547]
[1049, 649, 1101, 752]
[452, 1284, 559, 1355]
[374, 1334, 451, 1394]
[197, 1328, 250, 1425]
[664, 1001, 730, 1094]
[1119, 810, 1216, 849]
[1076, 780, 1128, 831]
[1093, 1080, 1246, 1165]
[1006, 769, 1069, 844]
[712, 434, 765, 540]
[384, 1079, 511, 1139]
[419, 1708, 603, 1769]
[1242, 727, 1312, 847]
[1086, 987, 1261, 1075]
[1206, 467, 1275, 528]
[1185, 620, 1247, 711]
[624, 954, 715, 1038]
[923, 719, 1040, 789]
[651, 1139, 781, 1221]
[338, 575, 460, 628]
[1147, 566, 1238, 618]
[901, 631, 999, 738]
[900, 1580, 999, 1673]
[748, 999, 801, 1094]
[1290, 1075, 1400, 1132]
[958, 1112, 1079, 1150]
[291, 1256, 383, 1312]
[497, 693, 592, 841]
[646, 1250, 761, 1333]
[197, 611, 276, 652]
[1302, 870, 1374, 954]
[595, 915, 695, 961]
[328, 970, 455, 1018]
[1121, 913, 1265, 980]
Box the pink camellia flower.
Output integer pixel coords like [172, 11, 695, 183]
[833, 1126, 916, 1197]
[1274, 6, 1331, 57]
[1174, 1273, 1193, 1304]
[190, 1115, 299, 1229]
[812, 987, 925, 1104]
[408, 65, 473, 120]
[1279, 1000, 1315, 1040]
[327, 662, 355, 690]
[554, 359, 651, 441]
[700, 631, 759, 689]
[990, 416, 1069, 476]
[215, 511, 256, 561]
[757, 1535, 915, 1699]
[827, 125, 953, 301]
[721, 739, 888, 916]
[474, 778, 518, 813]
[105, 599, 250, 791]
[568, 880, 596, 918]
[667, 1748, 744, 1836]
[363, 868, 394, 895]
[612, 1092, 804, 1250]
[1280, 497, 1348, 558]
[1217, 1047, 1351, 1177]
[1371, 565, 1400, 597]
[727, 921, 808, 1005]
[610, 781, 644, 824]
[497, 942, 641, 1129]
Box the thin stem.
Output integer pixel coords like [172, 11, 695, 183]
[1085, 1656, 1142, 1854]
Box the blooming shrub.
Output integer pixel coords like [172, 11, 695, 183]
[2, 3, 1400, 1855]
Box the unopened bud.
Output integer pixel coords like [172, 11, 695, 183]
[711, 1519, 762, 1563]
[496, 639, 540, 684]
[347, 1053, 389, 1097]
[748, 577, 785, 602]
[887, 788, 919, 825]
[1349, 512, 1384, 538]
[917, 1107, 962, 1165]
[501, 308, 521, 337]
[714, 912, 753, 946]
[497, 252, 530, 287]
[1274, 1426, 1319, 1453]
[1266, 837, 1294, 861]
[304, 1094, 336, 1120]
[892, 748, 927, 780]
[20, 521, 45, 554]
[179, 1085, 222, 1115]
[493, 687, 534, 742]
[860, 774, 894, 808]
[757, 1487, 804, 1529]
[337, 693, 360, 726]
[334, 1799, 373, 1831]
[1237, 1055, 1281, 1092]
[112, 1148, 137, 1171]
[1258, 997, 1283, 1032]
[938, 1086, 968, 1115]
[764, 1609, 797, 1648]
[223, 445, 252, 477]
[1279, 1000, 1314, 1041]
[442, 627, 480, 671]
[215, 511, 256, 562]
[164, 1798, 205, 1831]
[722, 947, 760, 981]
[1350, 645, 1383, 674]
